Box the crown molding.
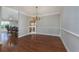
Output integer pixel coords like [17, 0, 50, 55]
[39, 12, 60, 17]
[4, 7, 29, 16]
[3, 7, 61, 17]
[27, 12, 60, 17]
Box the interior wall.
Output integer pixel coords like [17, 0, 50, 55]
[0, 7, 1, 34]
[0, 6, 29, 38]
[0, 7, 18, 32]
[60, 7, 79, 52]
[1, 7, 18, 20]
[1, 7, 18, 27]
[36, 14, 60, 36]
[18, 12, 29, 38]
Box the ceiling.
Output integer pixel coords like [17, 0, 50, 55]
[7, 6, 63, 16]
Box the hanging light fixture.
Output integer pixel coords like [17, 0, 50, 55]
[32, 6, 40, 22]
[36, 6, 40, 21]
[35, 6, 39, 21]
[29, 6, 40, 33]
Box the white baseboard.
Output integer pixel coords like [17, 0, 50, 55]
[36, 33, 60, 37]
[18, 33, 60, 38]
[18, 34, 29, 38]
[60, 37, 70, 52]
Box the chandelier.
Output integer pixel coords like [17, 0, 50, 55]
[29, 6, 40, 33]
[31, 6, 40, 22]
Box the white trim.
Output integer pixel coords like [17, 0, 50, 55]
[39, 12, 60, 17]
[27, 12, 60, 17]
[29, 32, 36, 34]
[62, 28, 79, 38]
[36, 33, 60, 37]
[5, 6, 29, 16]
[18, 33, 60, 38]
[60, 28, 79, 52]
[18, 32, 37, 38]
[5, 7, 60, 17]
[18, 34, 28, 38]
[2, 7, 18, 13]
[60, 36, 70, 52]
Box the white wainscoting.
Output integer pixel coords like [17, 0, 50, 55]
[61, 28, 79, 52]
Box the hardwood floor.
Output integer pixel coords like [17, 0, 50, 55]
[0, 33, 67, 52]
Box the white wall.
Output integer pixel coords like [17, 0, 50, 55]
[0, 6, 29, 38]
[36, 14, 60, 36]
[1, 7, 18, 27]
[0, 7, 18, 32]
[60, 7, 79, 52]
[1, 7, 18, 20]
[0, 7, 1, 34]
[18, 12, 29, 38]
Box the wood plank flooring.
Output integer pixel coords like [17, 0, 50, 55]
[0, 34, 67, 52]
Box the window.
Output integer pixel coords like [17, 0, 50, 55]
[0, 21, 10, 29]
